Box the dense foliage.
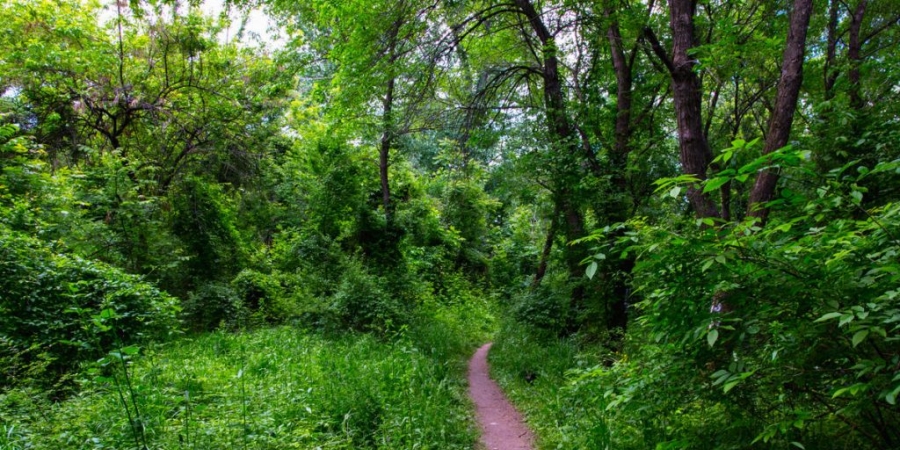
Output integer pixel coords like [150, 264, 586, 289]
[2, 0, 899, 448]
[1, 321, 488, 449]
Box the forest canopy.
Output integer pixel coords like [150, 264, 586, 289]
[1, 0, 899, 448]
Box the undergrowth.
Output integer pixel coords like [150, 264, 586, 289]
[488, 320, 607, 450]
[1, 307, 492, 450]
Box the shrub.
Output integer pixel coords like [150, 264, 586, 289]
[231, 269, 296, 324]
[330, 258, 407, 333]
[0, 227, 181, 389]
[182, 282, 242, 331]
[510, 273, 571, 332]
[568, 160, 900, 448]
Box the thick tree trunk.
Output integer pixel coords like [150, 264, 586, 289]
[824, 0, 840, 100]
[604, 8, 637, 333]
[380, 77, 394, 221]
[666, 0, 720, 218]
[746, 0, 813, 222]
[532, 205, 559, 288]
[514, 0, 603, 174]
[848, 1, 868, 110]
[513, 0, 570, 143]
[607, 10, 632, 190]
[514, 0, 589, 324]
[380, 20, 401, 222]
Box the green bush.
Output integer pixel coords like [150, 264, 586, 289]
[510, 274, 571, 332]
[182, 282, 242, 331]
[330, 258, 408, 333]
[0, 227, 181, 390]
[561, 159, 900, 449]
[169, 176, 247, 284]
[231, 269, 296, 324]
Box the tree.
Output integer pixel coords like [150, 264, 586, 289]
[646, 0, 813, 222]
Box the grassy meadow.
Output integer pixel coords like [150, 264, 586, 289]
[1, 303, 493, 450]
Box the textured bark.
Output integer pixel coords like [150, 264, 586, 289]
[848, 1, 868, 110]
[513, 0, 571, 146]
[607, 9, 633, 190]
[380, 77, 394, 221]
[666, 0, 720, 218]
[532, 206, 558, 288]
[514, 0, 602, 175]
[746, 0, 813, 222]
[380, 20, 401, 222]
[514, 0, 588, 305]
[824, 0, 839, 100]
[604, 7, 637, 334]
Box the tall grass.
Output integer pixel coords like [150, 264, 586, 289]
[1, 313, 487, 450]
[489, 319, 852, 450]
[488, 320, 610, 450]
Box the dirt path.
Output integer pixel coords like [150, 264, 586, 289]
[467, 343, 535, 450]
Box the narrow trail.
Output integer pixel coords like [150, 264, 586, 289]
[467, 343, 535, 450]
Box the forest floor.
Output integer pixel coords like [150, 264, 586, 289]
[468, 343, 535, 450]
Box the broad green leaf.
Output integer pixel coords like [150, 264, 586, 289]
[669, 186, 682, 198]
[707, 329, 719, 347]
[121, 345, 140, 355]
[724, 379, 740, 393]
[839, 314, 854, 327]
[703, 177, 730, 194]
[851, 330, 869, 347]
[586, 261, 598, 279]
[814, 312, 842, 323]
[886, 385, 900, 405]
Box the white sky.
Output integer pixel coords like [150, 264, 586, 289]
[202, 0, 283, 46]
[98, 0, 283, 48]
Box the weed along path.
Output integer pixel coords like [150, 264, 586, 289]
[468, 343, 535, 450]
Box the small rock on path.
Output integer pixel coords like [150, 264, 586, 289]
[467, 343, 535, 450]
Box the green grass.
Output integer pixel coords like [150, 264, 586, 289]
[488, 320, 870, 450]
[1, 309, 491, 450]
[488, 321, 608, 450]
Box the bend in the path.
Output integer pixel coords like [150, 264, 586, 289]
[467, 342, 535, 450]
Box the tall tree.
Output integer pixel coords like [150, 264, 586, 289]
[746, 0, 813, 222]
[647, 0, 721, 219]
[646, 0, 814, 222]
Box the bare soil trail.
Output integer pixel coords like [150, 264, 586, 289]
[467, 343, 535, 450]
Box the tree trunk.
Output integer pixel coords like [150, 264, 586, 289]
[532, 205, 559, 288]
[848, 1, 867, 110]
[666, 0, 720, 218]
[605, 7, 637, 334]
[746, 0, 813, 222]
[607, 8, 632, 190]
[380, 20, 402, 222]
[514, 0, 589, 324]
[824, 0, 839, 100]
[513, 0, 570, 144]
[380, 77, 394, 221]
